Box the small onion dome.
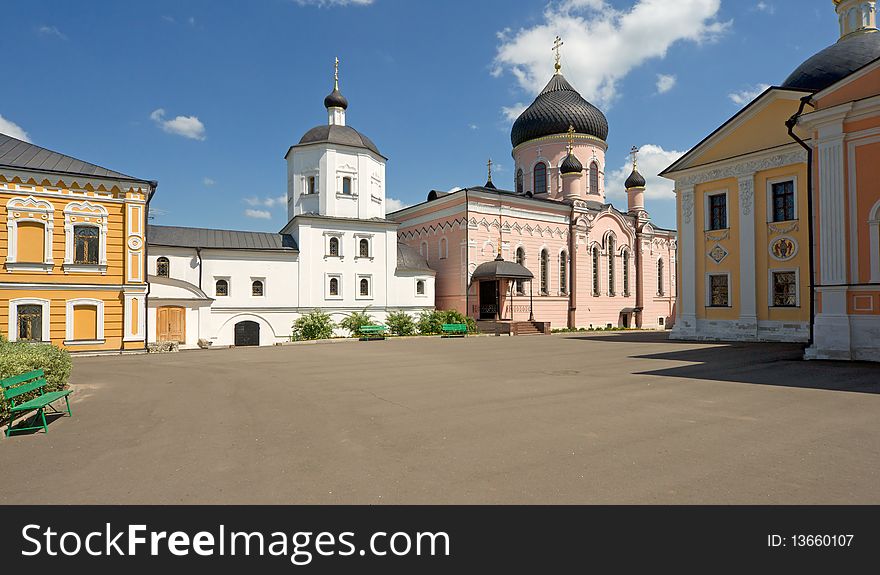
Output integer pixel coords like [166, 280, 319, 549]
[625, 167, 646, 189]
[324, 87, 348, 110]
[484, 178, 497, 189]
[560, 152, 583, 175]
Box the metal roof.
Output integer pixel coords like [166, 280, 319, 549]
[472, 255, 534, 281]
[0, 133, 148, 182]
[148, 225, 298, 251]
[783, 32, 880, 91]
[397, 243, 434, 273]
[292, 124, 382, 157]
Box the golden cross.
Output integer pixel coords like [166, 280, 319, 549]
[630, 146, 640, 170]
[552, 36, 564, 73]
[567, 124, 575, 153]
[487, 158, 493, 183]
[334, 57, 339, 90]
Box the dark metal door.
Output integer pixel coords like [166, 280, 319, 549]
[234, 321, 260, 346]
[479, 281, 498, 320]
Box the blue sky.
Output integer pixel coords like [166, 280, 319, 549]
[1, 0, 838, 230]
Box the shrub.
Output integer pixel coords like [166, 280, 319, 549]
[339, 309, 375, 337]
[0, 340, 72, 423]
[417, 309, 478, 335]
[386, 311, 416, 336]
[292, 310, 336, 341]
[439, 309, 478, 333]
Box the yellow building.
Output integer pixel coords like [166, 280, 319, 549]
[0, 133, 155, 352]
[661, 0, 879, 350]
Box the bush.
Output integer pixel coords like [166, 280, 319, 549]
[438, 310, 478, 333]
[417, 309, 478, 335]
[291, 310, 336, 341]
[386, 311, 416, 336]
[339, 309, 375, 337]
[0, 340, 72, 423]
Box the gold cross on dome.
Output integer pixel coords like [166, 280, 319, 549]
[553, 36, 564, 73]
[487, 158, 493, 183]
[334, 57, 339, 90]
[630, 146, 640, 169]
[567, 125, 575, 152]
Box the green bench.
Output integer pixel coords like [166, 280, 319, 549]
[1, 369, 72, 437]
[359, 325, 387, 341]
[441, 323, 468, 338]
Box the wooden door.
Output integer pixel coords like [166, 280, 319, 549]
[157, 306, 186, 343]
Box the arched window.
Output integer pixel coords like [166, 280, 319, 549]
[252, 280, 264, 297]
[329, 237, 339, 257]
[359, 238, 370, 257]
[533, 162, 547, 195]
[622, 250, 630, 296]
[516, 169, 524, 194]
[215, 279, 229, 297]
[559, 251, 568, 295]
[515, 247, 526, 295]
[607, 236, 616, 296]
[156, 257, 170, 278]
[420, 241, 428, 258]
[416, 280, 425, 295]
[589, 162, 599, 195]
[540, 249, 549, 294]
[74, 225, 99, 265]
[592, 246, 600, 296]
[439, 237, 448, 259]
[329, 277, 339, 296]
[360, 278, 370, 296]
[657, 259, 665, 296]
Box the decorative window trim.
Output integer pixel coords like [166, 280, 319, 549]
[539, 248, 550, 295]
[558, 249, 569, 296]
[356, 274, 373, 300]
[355, 234, 373, 260]
[591, 244, 601, 297]
[302, 172, 319, 195]
[214, 277, 230, 297]
[622, 248, 631, 297]
[705, 271, 732, 308]
[8, 298, 51, 343]
[63, 201, 109, 272]
[337, 173, 358, 197]
[588, 161, 600, 195]
[415, 278, 427, 297]
[657, 257, 665, 297]
[156, 256, 170, 278]
[704, 189, 729, 231]
[326, 273, 343, 300]
[533, 161, 549, 196]
[251, 277, 266, 298]
[64, 298, 105, 344]
[768, 268, 801, 308]
[5, 196, 55, 269]
[325, 232, 344, 258]
[766, 175, 798, 223]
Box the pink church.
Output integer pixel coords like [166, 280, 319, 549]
[390, 67, 676, 333]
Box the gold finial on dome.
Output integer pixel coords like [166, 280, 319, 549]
[630, 146, 640, 170]
[334, 56, 339, 90]
[553, 36, 564, 74]
[567, 124, 575, 153]
[487, 158, 493, 183]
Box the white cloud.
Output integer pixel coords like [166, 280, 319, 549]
[494, 0, 730, 109]
[203, 177, 215, 186]
[604, 144, 685, 202]
[244, 196, 287, 208]
[754, 2, 775, 14]
[655, 73, 676, 94]
[150, 108, 206, 140]
[728, 83, 771, 106]
[0, 114, 30, 142]
[37, 25, 66, 40]
[294, 0, 373, 6]
[502, 103, 527, 122]
[244, 209, 272, 220]
[386, 197, 408, 212]
[469, 124, 479, 130]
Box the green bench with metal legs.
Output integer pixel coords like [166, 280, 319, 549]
[1, 369, 72, 437]
[359, 325, 387, 341]
[441, 323, 468, 338]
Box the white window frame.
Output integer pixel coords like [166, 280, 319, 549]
[415, 278, 427, 297]
[356, 274, 373, 300]
[325, 232, 344, 258]
[303, 172, 319, 195]
[8, 298, 51, 343]
[768, 268, 801, 308]
[705, 272, 732, 308]
[354, 234, 373, 259]
[766, 175, 798, 223]
[5, 196, 55, 272]
[251, 277, 266, 298]
[704, 189, 729, 231]
[337, 172, 358, 198]
[326, 273, 343, 300]
[64, 298, 105, 345]
[214, 277, 231, 297]
[63, 200, 108, 273]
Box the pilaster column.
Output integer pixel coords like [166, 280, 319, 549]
[672, 185, 697, 337]
[738, 174, 757, 336]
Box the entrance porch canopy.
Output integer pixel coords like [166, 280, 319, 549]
[472, 254, 534, 281]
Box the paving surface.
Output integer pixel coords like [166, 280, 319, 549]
[2, 332, 879, 504]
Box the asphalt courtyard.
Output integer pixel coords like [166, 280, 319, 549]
[2, 332, 879, 504]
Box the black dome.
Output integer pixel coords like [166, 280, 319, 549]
[782, 32, 880, 91]
[625, 168, 646, 189]
[297, 125, 381, 156]
[560, 152, 583, 174]
[324, 87, 349, 110]
[511, 74, 609, 148]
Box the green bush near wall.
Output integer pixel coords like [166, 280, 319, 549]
[416, 310, 478, 335]
[386, 311, 416, 336]
[0, 337, 72, 423]
[291, 310, 336, 341]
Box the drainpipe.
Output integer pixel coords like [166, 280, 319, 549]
[196, 246, 203, 290]
[568, 203, 577, 329]
[142, 181, 158, 353]
[785, 95, 817, 349]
